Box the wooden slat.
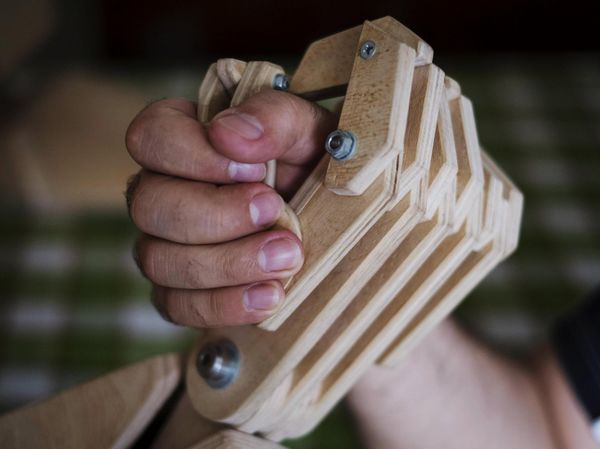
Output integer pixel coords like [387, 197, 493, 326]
[324, 22, 416, 196]
[189, 429, 285, 449]
[151, 394, 224, 449]
[198, 63, 232, 123]
[290, 16, 432, 97]
[0, 354, 182, 449]
[216, 59, 247, 96]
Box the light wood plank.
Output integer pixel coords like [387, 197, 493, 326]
[324, 22, 416, 195]
[189, 429, 285, 449]
[0, 354, 182, 449]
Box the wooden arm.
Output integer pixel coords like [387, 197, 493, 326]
[184, 17, 523, 442]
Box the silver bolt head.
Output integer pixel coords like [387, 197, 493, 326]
[196, 339, 240, 389]
[272, 73, 289, 91]
[359, 40, 377, 60]
[325, 130, 357, 161]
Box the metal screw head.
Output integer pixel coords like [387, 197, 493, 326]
[359, 40, 377, 60]
[272, 73, 289, 91]
[196, 339, 240, 389]
[325, 130, 357, 161]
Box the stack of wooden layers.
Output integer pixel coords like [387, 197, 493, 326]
[187, 17, 523, 442]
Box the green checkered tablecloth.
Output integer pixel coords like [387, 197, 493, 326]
[0, 55, 599, 448]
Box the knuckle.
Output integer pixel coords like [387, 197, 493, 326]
[185, 295, 212, 328]
[214, 249, 240, 284]
[167, 293, 203, 326]
[202, 290, 228, 327]
[184, 254, 208, 288]
[171, 193, 196, 243]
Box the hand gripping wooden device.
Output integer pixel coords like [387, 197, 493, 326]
[0, 17, 523, 449]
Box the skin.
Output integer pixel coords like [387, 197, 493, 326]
[125, 91, 597, 448]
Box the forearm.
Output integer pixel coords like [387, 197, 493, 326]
[348, 319, 557, 449]
[536, 345, 599, 449]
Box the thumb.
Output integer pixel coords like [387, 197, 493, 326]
[207, 89, 337, 169]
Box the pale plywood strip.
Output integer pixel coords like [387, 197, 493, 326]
[290, 16, 432, 96]
[400, 65, 444, 172]
[290, 25, 363, 95]
[325, 24, 416, 196]
[287, 156, 328, 212]
[449, 94, 484, 233]
[0, 354, 182, 449]
[151, 394, 224, 449]
[189, 429, 285, 449]
[198, 63, 231, 123]
[480, 150, 524, 255]
[371, 16, 433, 66]
[216, 59, 247, 96]
[444, 76, 461, 100]
[425, 91, 459, 218]
[389, 64, 445, 208]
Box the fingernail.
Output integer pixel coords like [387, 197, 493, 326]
[258, 238, 302, 272]
[243, 283, 282, 311]
[249, 192, 282, 226]
[215, 112, 264, 140]
[228, 161, 266, 182]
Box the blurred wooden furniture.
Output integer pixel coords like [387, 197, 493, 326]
[1, 72, 145, 212]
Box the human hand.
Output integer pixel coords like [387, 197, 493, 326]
[125, 90, 336, 327]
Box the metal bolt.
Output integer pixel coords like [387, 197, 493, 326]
[325, 130, 357, 161]
[196, 339, 240, 389]
[359, 40, 377, 60]
[272, 73, 289, 91]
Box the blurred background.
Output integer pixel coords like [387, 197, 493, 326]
[0, 0, 599, 447]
